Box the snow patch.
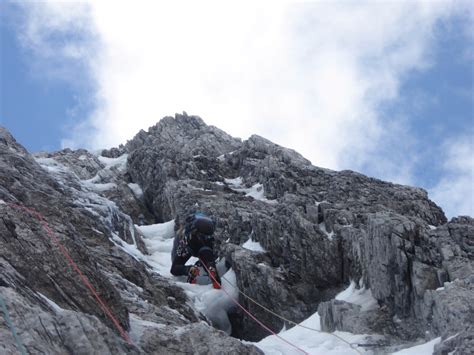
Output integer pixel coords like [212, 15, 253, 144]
[245, 183, 266, 200]
[137, 221, 175, 239]
[428, 225, 437, 230]
[98, 154, 128, 171]
[336, 281, 378, 311]
[225, 177, 244, 187]
[224, 177, 277, 204]
[0, 200, 5, 205]
[436, 281, 452, 291]
[110, 233, 143, 262]
[82, 181, 117, 192]
[217, 150, 237, 161]
[92, 228, 104, 235]
[391, 337, 441, 354]
[128, 183, 144, 198]
[256, 312, 369, 354]
[35, 157, 70, 174]
[135, 221, 176, 276]
[242, 238, 266, 252]
[38, 292, 64, 313]
[319, 222, 335, 240]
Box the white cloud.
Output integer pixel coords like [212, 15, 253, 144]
[17, 2, 453, 159]
[13, 1, 473, 216]
[14, 1, 95, 83]
[430, 136, 474, 219]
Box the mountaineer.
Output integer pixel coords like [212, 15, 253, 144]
[170, 212, 221, 288]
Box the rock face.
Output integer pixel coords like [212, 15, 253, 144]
[0, 125, 261, 355]
[1, 113, 473, 354]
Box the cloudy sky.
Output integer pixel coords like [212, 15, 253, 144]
[0, 1, 473, 218]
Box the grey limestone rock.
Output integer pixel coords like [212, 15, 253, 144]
[0, 124, 261, 354]
[318, 300, 385, 334]
[433, 326, 474, 355]
[120, 115, 471, 348]
[1, 114, 472, 354]
[135, 321, 263, 355]
[0, 286, 134, 355]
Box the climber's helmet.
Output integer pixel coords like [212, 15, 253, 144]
[186, 213, 215, 242]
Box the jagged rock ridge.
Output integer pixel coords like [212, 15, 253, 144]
[1, 113, 473, 354]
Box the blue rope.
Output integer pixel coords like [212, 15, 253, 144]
[0, 293, 27, 355]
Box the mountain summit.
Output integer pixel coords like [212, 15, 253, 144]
[0, 114, 472, 354]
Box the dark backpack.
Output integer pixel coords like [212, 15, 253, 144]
[184, 213, 215, 239]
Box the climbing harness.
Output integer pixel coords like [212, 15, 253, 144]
[187, 263, 201, 284]
[6, 202, 134, 346]
[0, 293, 28, 355]
[189, 260, 221, 289]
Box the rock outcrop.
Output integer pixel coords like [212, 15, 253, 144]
[1, 113, 472, 354]
[0, 125, 261, 354]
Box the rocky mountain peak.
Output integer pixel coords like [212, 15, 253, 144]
[124, 112, 242, 158]
[0, 126, 29, 157]
[242, 134, 312, 167]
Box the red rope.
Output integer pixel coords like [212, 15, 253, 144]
[199, 259, 310, 355]
[7, 203, 133, 345]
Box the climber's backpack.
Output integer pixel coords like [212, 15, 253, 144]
[184, 213, 215, 241]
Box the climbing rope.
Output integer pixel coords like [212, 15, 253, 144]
[6, 202, 134, 346]
[219, 273, 363, 354]
[200, 260, 310, 355]
[0, 293, 28, 355]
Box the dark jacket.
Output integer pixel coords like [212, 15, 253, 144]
[170, 214, 216, 276]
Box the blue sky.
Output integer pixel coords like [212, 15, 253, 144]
[0, 1, 472, 218]
[0, 3, 95, 151]
[357, 14, 473, 187]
